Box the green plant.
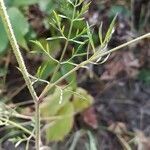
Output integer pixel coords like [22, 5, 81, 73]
[0, 0, 72, 54]
[86, 131, 97, 150]
[138, 69, 150, 84]
[0, 0, 150, 149]
[0, 0, 38, 53]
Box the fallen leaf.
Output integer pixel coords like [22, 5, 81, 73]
[100, 51, 140, 80]
[82, 107, 98, 129]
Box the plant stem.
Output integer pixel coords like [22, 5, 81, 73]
[39, 32, 150, 100]
[90, 33, 150, 61]
[0, 0, 40, 149]
[0, 117, 35, 137]
[50, 3, 76, 82]
[0, 0, 38, 103]
[35, 101, 40, 149]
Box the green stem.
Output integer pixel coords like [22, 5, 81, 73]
[0, 0, 38, 103]
[50, 3, 76, 82]
[90, 33, 150, 61]
[0, 117, 35, 137]
[0, 0, 40, 149]
[35, 101, 40, 149]
[39, 32, 150, 100]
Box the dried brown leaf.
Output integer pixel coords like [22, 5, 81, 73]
[100, 51, 140, 80]
[82, 107, 98, 129]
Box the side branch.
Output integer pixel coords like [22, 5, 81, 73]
[39, 32, 150, 100]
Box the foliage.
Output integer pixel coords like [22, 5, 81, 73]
[1, 0, 149, 149]
[37, 0, 117, 142]
[72, 87, 93, 112]
[0, 1, 34, 53]
[138, 69, 150, 84]
[86, 131, 97, 150]
[40, 86, 93, 141]
[0, 0, 118, 145]
[108, 5, 130, 19]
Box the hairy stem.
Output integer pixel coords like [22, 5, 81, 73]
[0, 0, 40, 149]
[39, 32, 150, 100]
[0, 0, 38, 103]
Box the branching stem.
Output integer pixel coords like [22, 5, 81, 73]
[0, 0, 40, 149]
[39, 32, 150, 100]
[50, 1, 77, 82]
[0, 0, 150, 148]
[0, 117, 35, 138]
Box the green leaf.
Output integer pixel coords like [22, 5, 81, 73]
[69, 39, 85, 45]
[98, 22, 103, 46]
[72, 87, 93, 112]
[79, 2, 91, 16]
[31, 40, 52, 55]
[14, 29, 28, 50]
[0, 68, 7, 77]
[53, 11, 61, 26]
[86, 22, 95, 53]
[67, 0, 74, 6]
[4, 0, 14, 7]
[47, 36, 66, 41]
[103, 15, 117, 45]
[108, 5, 130, 19]
[0, 7, 30, 53]
[31, 39, 60, 63]
[58, 14, 69, 19]
[13, 0, 38, 6]
[0, 19, 8, 53]
[36, 61, 57, 80]
[45, 102, 74, 141]
[69, 130, 83, 150]
[38, 0, 56, 14]
[76, 0, 84, 7]
[31, 40, 45, 51]
[8, 7, 29, 49]
[47, 40, 61, 58]
[138, 69, 150, 84]
[61, 63, 77, 89]
[40, 87, 73, 117]
[87, 131, 97, 150]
